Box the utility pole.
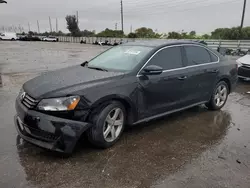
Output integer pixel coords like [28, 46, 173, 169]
[76, 11, 79, 26]
[28, 22, 30, 32]
[49, 16, 52, 32]
[240, 0, 247, 29]
[18, 24, 22, 33]
[130, 25, 132, 33]
[56, 18, 58, 32]
[37, 20, 40, 33]
[115, 23, 118, 30]
[121, 0, 124, 33]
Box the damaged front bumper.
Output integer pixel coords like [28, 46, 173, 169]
[15, 99, 91, 154]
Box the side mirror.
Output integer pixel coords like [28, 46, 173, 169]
[142, 65, 163, 75]
[81, 61, 88, 67]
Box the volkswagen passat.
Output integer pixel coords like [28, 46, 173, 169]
[15, 41, 238, 153]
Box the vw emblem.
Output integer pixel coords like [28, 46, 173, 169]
[20, 92, 26, 100]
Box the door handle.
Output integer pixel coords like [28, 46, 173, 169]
[178, 76, 187, 80]
[206, 69, 218, 73]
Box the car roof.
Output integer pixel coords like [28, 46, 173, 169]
[122, 40, 204, 48]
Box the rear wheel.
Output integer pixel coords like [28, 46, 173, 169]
[87, 101, 126, 148]
[206, 81, 229, 110]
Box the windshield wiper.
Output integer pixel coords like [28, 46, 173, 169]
[88, 66, 108, 72]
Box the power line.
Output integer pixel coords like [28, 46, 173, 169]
[124, 0, 238, 13]
[125, 0, 240, 16]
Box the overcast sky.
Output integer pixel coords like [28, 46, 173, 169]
[0, 0, 249, 34]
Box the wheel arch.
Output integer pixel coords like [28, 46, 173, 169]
[88, 94, 137, 125]
[218, 77, 231, 93]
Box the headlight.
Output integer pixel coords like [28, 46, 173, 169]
[236, 60, 243, 68]
[37, 96, 80, 111]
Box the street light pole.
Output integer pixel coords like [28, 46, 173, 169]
[240, 0, 247, 29]
[121, 0, 124, 33]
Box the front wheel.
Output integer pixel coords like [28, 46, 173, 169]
[87, 101, 126, 148]
[206, 81, 229, 110]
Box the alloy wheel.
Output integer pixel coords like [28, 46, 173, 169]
[103, 107, 124, 142]
[214, 85, 228, 107]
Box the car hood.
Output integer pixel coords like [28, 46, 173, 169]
[23, 65, 124, 99]
[237, 55, 250, 65]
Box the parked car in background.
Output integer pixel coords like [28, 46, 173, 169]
[15, 41, 238, 154]
[237, 55, 250, 80]
[42, 36, 58, 42]
[232, 48, 247, 56]
[0, 32, 17, 40]
[18, 35, 41, 41]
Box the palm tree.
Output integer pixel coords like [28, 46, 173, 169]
[0, 0, 7, 3]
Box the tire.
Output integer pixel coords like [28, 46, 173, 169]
[206, 81, 229, 110]
[11, 38, 15, 41]
[87, 101, 126, 148]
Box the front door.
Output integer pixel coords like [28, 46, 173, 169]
[137, 46, 187, 118]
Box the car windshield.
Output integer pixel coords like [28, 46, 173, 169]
[87, 45, 152, 72]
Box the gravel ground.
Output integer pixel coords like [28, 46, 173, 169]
[0, 41, 250, 188]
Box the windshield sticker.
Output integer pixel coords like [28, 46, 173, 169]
[124, 50, 141, 55]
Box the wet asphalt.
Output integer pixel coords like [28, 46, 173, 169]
[0, 41, 250, 188]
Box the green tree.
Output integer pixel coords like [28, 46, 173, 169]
[96, 28, 124, 37]
[135, 27, 157, 38]
[127, 32, 137, 38]
[201, 34, 210, 39]
[210, 27, 248, 39]
[28, 31, 34, 36]
[189, 30, 196, 36]
[65, 15, 80, 37]
[168, 31, 182, 39]
[81, 30, 95, 37]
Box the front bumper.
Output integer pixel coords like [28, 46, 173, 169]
[15, 99, 91, 154]
[238, 66, 250, 79]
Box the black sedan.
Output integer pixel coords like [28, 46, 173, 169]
[15, 41, 238, 154]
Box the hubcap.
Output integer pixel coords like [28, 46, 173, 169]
[103, 108, 124, 142]
[214, 85, 227, 107]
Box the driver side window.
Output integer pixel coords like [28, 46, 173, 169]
[147, 46, 183, 70]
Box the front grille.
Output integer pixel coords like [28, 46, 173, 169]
[25, 125, 59, 141]
[17, 117, 59, 142]
[238, 66, 250, 78]
[22, 93, 38, 109]
[242, 64, 250, 69]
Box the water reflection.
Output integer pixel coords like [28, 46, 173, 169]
[16, 107, 232, 188]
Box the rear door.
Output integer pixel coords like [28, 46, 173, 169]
[182, 45, 219, 105]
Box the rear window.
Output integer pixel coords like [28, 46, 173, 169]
[185, 46, 212, 66]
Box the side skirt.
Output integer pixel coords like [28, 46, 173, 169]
[132, 101, 207, 125]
